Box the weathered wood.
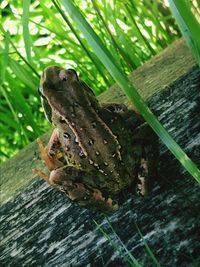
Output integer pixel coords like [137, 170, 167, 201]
[0, 39, 200, 267]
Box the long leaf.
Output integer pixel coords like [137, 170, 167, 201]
[134, 222, 161, 267]
[93, 220, 141, 267]
[169, 0, 200, 66]
[59, 0, 200, 182]
[22, 0, 33, 64]
[106, 217, 142, 267]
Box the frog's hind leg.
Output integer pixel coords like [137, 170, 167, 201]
[49, 166, 119, 212]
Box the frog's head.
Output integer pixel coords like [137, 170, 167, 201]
[39, 66, 78, 99]
[38, 66, 96, 123]
[41, 66, 78, 87]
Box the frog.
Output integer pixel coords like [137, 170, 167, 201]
[33, 66, 159, 213]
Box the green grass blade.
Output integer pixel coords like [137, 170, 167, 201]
[169, 0, 200, 65]
[134, 222, 161, 267]
[8, 58, 38, 92]
[0, 25, 39, 77]
[22, 0, 33, 64]
[0, 33, 22, 138]
[0, 31, 9, 86]
[59, 0, 200, 182]
[51, 0, 111, 88]
[105, 217, 142, 267]
[93, 220, 141, 267]
[1, 85, 29, 144]
[91, 0, 136, 70]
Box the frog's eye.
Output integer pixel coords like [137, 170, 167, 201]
[67, 69, 79, 79]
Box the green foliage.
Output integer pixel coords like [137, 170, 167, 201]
[0, 0, 180, 161]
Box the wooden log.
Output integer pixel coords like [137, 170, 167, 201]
[0, 39, 199, 267]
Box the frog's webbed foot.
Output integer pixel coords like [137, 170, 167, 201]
[136, 158, 149, 196]
[136, 144, 158, 196]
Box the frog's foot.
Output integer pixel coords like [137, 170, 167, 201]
[136, 155, 151, 196]
[37, 138, 63, 171]
[48, 166, 119, 212]
[90, 189, 119, 212]
[136, 142, 158, 196]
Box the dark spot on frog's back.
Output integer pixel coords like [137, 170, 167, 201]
[59, 117, 65, 123]
[63, 132, 71, 140]
[74, 102, 80, 108]
[79, 150, 86, 158]
[91, 122, 96, 128]
[88, 139, 94, 146]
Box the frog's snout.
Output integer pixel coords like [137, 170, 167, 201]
[59, 69, 79, 83]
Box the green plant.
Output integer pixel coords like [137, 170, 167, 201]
[0, 0, 181, 161]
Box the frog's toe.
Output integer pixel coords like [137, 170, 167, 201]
[93, 189, 119, 211]
[106, 198, 119, 211]
[136, 175, 148, 196]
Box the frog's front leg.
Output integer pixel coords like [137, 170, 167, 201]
[49, 166, 119, 212]
[33, 129, 63, 182]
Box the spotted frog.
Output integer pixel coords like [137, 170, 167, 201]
[33, 66, 159, 212]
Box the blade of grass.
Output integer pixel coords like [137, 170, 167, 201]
[93, 220, 141, 267]
[8, 58, 38, 92]
[1, 85, 29, 144]
[91, 0, 136, 70]
[134, 222, 161, 267]
[22, 0, 33, 65]
[0, 30, 9, 86]
[169, 0, 200, 66]
[105, 217, 143, 267]
[0, 33, 28, 145]
[124, 3, 156, 56]
[0, 25, 40, 78]
[51, 0, 112, 88]
[59, 0, 200, 182]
